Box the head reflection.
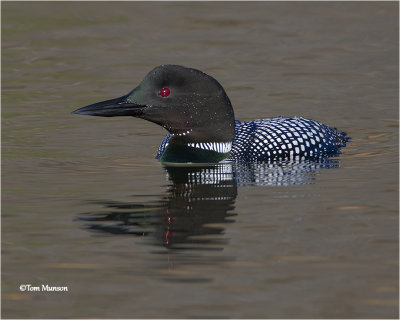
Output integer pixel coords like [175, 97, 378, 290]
[79, 163, 238, 250]
[156, 164, 238, 249]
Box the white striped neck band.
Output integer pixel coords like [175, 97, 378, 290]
[187, 142, 232, 153]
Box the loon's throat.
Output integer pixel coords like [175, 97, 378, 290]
[167, 132, 233, 154]
[159, 137, 232, 163]
[187, 141, 232, 153]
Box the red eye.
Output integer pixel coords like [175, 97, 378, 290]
[159, 87, 170, 98]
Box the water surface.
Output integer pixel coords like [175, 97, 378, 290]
[2, 2, 398, 318]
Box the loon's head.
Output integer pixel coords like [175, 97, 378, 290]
[73, 65, 235, 148]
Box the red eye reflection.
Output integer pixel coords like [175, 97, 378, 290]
[159, 87, 170, 98]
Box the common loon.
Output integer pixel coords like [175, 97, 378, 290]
[73, 65, 349, 163]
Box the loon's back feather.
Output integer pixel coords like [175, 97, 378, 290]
[229, 117, 347, 161]
[157, 117, 348, 162]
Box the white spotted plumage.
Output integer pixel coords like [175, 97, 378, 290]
[228, 117, 348, 162]
[156, 117, 348, 162]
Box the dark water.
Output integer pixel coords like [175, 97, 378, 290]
[2, 2, 398, 318]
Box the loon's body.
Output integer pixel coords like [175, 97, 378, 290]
[73, 65, 348, 163]
[157, 118, 347, 162]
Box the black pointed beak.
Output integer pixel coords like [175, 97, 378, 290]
[72, 94, 146, 117]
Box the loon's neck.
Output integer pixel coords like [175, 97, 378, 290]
[159, 135, 232, 163]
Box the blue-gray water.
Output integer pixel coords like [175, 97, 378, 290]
[2, 2, 398, 318]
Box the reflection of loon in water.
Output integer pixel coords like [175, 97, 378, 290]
[79, 164, 237, 250]
[78, 159, 340, 250]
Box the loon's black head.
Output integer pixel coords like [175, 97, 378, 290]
[73, 65, 235, 144]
